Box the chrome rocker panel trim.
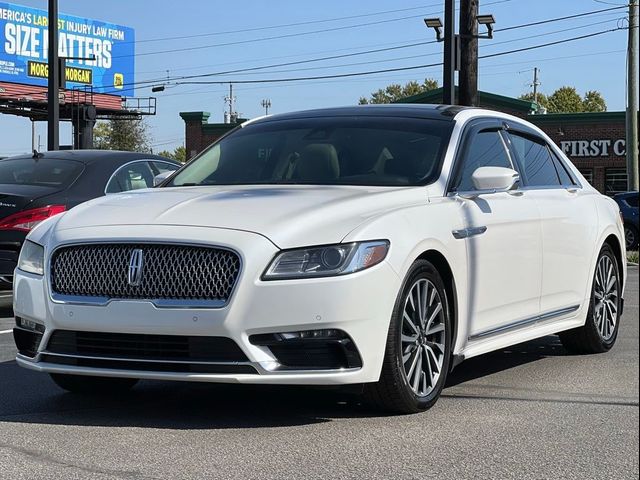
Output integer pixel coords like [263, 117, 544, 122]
[468, 304, 581, 341]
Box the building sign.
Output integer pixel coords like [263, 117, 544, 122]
[560, 139, 626, 157]
[0, 2, 134, 94]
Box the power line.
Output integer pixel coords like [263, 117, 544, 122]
[167, 28, 627, 86]
[494, 4, 627, 32]
[104, 6, 628, 93]
[132, 3, 446, 45]
[115, 0, 513, 59]
[105, 18, 622, 94]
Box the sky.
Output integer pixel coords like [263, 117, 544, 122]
[0, 0, 635, 156]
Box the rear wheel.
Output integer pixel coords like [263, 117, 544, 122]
[559, 244, 621, 353]
[50, 373, 138, 394]
[365, 260, 452, 414]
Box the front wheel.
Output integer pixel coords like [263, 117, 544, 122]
[624, 223, 638, 251]
[365, 260, 452, 414]
[559, 244, 622, 353]
[50, 373, 138, 394]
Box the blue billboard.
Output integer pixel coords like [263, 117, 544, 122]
[0, 2, 134, 94]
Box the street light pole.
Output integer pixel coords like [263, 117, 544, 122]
[443, 0, 456, 105]
[47, 0, 59, 151]
[627, 1, 639, 191]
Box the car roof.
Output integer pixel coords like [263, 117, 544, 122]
[249, 104, 473, 125]
[0, 150, 178, 166]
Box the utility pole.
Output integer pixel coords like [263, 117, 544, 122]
[261, 99, 271, 115]
[224, 84, 237, 123]
[627, 1, 639, 191]
[459, 0, 478, 106]
[443, 0, 456, 105]
[47, 0, 59, 150]
[532, 67, 540, 105]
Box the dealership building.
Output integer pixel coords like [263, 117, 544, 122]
[180, 88, 637, 195]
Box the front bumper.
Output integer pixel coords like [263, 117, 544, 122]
[14, 225, 400, 385]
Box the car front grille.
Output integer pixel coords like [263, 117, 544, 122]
[50, 243, 241, 304]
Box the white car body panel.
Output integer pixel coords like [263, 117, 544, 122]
[13, 106, 627, 386]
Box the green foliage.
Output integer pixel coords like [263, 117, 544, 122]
[519, 86, 607, 113]
[582, 90, 607, 113]
[93, 119, 151, 152]
[157, 146, 187, 163]
[548, 86, 584, 113]
[518, 92, 550, 111]
[359, 78, 439, 104]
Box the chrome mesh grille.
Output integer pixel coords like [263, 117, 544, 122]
[50, 244, 240, 303]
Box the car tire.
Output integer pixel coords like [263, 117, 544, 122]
[559, 244, 622, 354]
[364, 259, 452, 414]
[50, 373, 138, 394]
[624, 223, 639, 251]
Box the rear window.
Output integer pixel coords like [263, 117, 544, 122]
[0, 158, 84, 188]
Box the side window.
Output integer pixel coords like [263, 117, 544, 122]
[550, 153, 575, 186]
[151, 161, 179, 175]
[106, 162, 155, 193]
[509, 133, 561, 187]
[454, 130, 512, 191]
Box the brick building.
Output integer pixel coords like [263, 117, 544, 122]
[179, 111, 244, 161]
[180, 89, 637, 194]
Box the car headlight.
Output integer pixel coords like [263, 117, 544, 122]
[17, 240, 45, 276]
[263, 240, 389, 280]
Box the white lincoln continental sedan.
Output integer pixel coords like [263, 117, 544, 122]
[13, 105, 627, 413]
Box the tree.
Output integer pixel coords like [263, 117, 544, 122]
[519, 86, 607, 113]
[518, 91, 549, 111]
[157, 146, 187, 162]
[548, 86, 584, 113]
[93, 118, 151, 152]
[582, 90, 607, 112]
[359, 78, 439, 104]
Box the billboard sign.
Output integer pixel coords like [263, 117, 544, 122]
[0, 2, 134, 94]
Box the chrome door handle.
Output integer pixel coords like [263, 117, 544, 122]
[452, 226, 487, 239]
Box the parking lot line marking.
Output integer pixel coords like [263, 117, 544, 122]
[0, 329, 13, 335]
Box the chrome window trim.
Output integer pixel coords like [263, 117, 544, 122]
[47, 240, 243, 309]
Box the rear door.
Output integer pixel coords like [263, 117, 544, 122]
[504, 126, 597, 314]
[449, 119, 543, 338]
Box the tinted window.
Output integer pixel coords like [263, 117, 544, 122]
[509, 133, 560, 187]
[0, 158, 83, 188]
[551, 154, 575, 186]
[151, 161, 179, 175]
[106, 162, 155, 193]
[454, 130, 512, 191]
[167, 117, 453, 187]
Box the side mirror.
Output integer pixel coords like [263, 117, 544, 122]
[153, 171, 173, 187]
[458, 166, 520, 198]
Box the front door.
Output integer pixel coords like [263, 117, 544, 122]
[449, 122, 542, 338]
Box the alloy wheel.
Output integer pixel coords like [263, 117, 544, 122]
[400, 279, 446, 397]
[593, 254, 619, 341]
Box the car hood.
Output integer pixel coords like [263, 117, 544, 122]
[54, 185, 427, 247]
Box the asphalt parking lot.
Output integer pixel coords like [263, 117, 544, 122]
[0, 267, 637, 480]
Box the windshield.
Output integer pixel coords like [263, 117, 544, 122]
[0, 157, 84, 188]
[167, 117, 453, 187]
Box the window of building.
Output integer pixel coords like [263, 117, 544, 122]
[605, 168, 628, 196]
[579, 169, 593, 186]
